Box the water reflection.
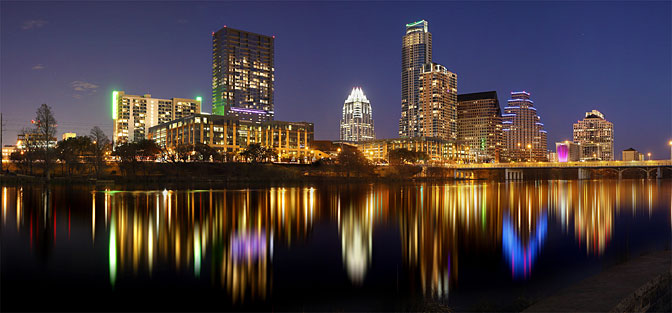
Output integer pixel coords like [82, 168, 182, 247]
[1, 180, 669, 306]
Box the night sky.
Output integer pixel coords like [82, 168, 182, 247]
[1, 1, 670, 158]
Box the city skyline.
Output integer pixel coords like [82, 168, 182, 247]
[1, 2, 670, 157]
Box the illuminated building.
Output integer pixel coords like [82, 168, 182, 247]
[356, 137, 466, 163]
[340, 87, 375, 142]
[148, 113, 314, 161]
[112, 91, 201, 145]
[400, 20, 432, 138]
[622, 148, 644, 161]
[418, 63, 457, 140]
[61, 132, 76, 141]
[16, 132, 57, 150]
[573, 110, 614, 161]
[2, 145, 16, 160]
[457, 91, 503, 162]
[502, 91, 548, 161]
[555, 141, 580, 162]
[212, 26, 274, 123]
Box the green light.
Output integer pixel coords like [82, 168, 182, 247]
[112, 91, 118, 120]
[196, 96, 202, 102]
[109, 216, 117, 287]
[406, 20, 425, 27]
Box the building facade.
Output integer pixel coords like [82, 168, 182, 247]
[357, 137, 467, 164]
[502, 91, 548, 161]
[340, 87, 375, 142]
[148, 114, 314, 161]
[573, 110, 614, 161]
[212, 26, 274, 123]
[399, 20, 432, 138]
[418, 63, 457, 141]
[555, 141, 581, 162]
[112, 91, 201, 145]
[622, 148, 644, 161]
[457, 91, 503, 162]
[62, 132, 76, 141]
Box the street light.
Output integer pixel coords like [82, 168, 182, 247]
[668, 140, 672, 160]
[517, 142, 521, 161]
[647, 152, 651, 161]
[527, 144, 532, 162]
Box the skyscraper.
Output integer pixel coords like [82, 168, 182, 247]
[399, 20, 432, 138]
[457, 91, 503, 162]
[212, 26, 274, 123]
[112, 91, 201, 145]
[502, 91, 548, 161]
[573, 110, 614, 161]
[418, 63, 457, 140]
[340, 87, 375, 142]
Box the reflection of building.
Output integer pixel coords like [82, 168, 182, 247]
[573, 110, 614, 161]
[112, 91, 201, 145]
[356, 137, 466, 163]
[457, 91, 503, 162]
[622, 148, 644, 161]
[418, 63, 457, 140]
[212, 26, 274, 122]
[339, 204, 373, 284]
[340, 87, 375, 142]
[502, 91, 548, 161]
[555, 141, 581, 162]
[148, 113, 314, 161]
[61, 132, 76, 141]
[400, 20, 432, 138]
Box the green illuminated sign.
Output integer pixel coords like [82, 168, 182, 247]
[112, 91, 118, 120]
[196, 96, 202, 102]
[406, 20, 425, 27]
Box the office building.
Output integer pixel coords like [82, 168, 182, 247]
[622, 148, 644, 161]
[555, 141, 581, 162]
[418, 63, 457, 140]
[502, 91, 548, 161]
[573, 110, 614, 161]
[112, 91, 201, 145]
[62, 132, 76, 141]
[340, 87, 375, 142]
[148, 114, 314, 162]
[357, 137, 467, 164]
[399, 20, 432, 138]
[212, 26, 274, 123]
[457, 91, 503, 162]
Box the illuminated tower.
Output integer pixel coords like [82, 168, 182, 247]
[212, 26, 274, 123]
[340, 87, 375, 142]
[400, 20, 432, 138]
[418, 63, 457, 140]
[573, 110, 614, 161]
[502, 91, 548, 161]
[457, 91, 503, 162]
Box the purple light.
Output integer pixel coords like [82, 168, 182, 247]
[230, 230, 267, 261]
[557, 144, 569, 162]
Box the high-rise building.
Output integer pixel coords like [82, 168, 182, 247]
[212, 26, 274, 123]
[502, 91, 548, 161]
[340, 87, 375, 142]
[399, 20, 432, 138]
[112, 91, 201, 145]
[573, 110, 614, 161]
[418, 63, 457, 140]
[457, 91, 502, 162]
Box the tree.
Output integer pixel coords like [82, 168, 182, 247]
[34, 104, 58, 180]
[56, 136, 92, 176]
[89, 126, 111, 178]
[240, 143, 276, 163]
[389, 148, 429, 165]
[15, 127, 40, 175]
[336, 149, 373, 177]
[193, 143, 218, 162]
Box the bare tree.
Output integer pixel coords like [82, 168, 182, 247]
[34, 104, 57, 180]
[89, 126, 111, 178]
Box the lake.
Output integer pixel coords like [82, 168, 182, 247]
[1, 180, 670, 311]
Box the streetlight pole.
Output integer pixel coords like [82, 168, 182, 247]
[669, 140, 672, 160]
[527, 144, 532, 162]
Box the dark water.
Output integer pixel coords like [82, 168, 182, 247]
[1, 180, 670, 311]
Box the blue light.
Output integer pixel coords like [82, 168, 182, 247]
[507, 99, 534, 103]
[502, 213, 548, 279]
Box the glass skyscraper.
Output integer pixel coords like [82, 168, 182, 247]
[399, 20, 432, 138]
[340, 87, 375, 142]
[457, 91, 503, 162]
[418, 62, 457, 140]
[212, 26, 274, 123]
[502, 91, 548, 161]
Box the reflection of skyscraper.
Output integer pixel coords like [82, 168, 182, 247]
[573, 110, 614, 161]
[457, 91, 503, 162]
[340, 87, 375, 142]
[339, 206, 372, 284]
[212, 26, 274, 122]
[400, 20, 432, 138]
[502, 91, 548, 161]
[418, 63, 457, 140]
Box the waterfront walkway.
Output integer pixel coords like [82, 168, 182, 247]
[524, 250, 671, 312]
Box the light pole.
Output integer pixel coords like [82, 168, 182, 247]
[647, 152, 651, 161]
[668, 140, 672, 160]
[527, 144, 532, 162]
[517, 142, 521, 162]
